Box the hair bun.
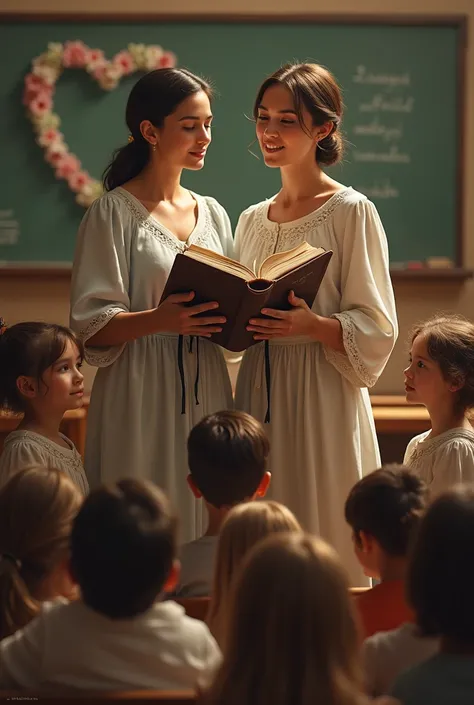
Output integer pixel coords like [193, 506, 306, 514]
[317, 130, 344, 167]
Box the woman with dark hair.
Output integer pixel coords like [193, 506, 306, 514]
[234, 63, 398, 584]
[70, 68, 233, 541]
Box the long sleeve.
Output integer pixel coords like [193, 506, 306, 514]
[0, 609, 46, 688]
[324, 199, 398, 387]
[70, 194, 132, 368]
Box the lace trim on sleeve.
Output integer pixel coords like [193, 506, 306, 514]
[325, 312, 378, 388]
[79, 307, 126, 367]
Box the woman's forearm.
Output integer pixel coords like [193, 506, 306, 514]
[86, 310, 159, 347]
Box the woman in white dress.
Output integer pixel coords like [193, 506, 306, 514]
[403, 314, 474, 497]
[70, 69, 233, 542]
[234, 63, 398, 583]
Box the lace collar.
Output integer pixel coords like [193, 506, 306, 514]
[114, 187, 212, 254]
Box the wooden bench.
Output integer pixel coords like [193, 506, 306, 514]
[0, 692, 196, 703]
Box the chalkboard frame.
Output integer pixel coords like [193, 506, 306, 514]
[0, 12, 469, 281]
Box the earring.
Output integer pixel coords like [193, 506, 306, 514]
[152, 143, 157, 152]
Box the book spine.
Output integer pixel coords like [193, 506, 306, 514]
[227, 283, 273, 352]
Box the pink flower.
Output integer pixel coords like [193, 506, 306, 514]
[67, 170, 91, 192]
[23, 73, 53, 106]
[62, 41, 89, 68]
[37, 128, 62, 147]
[28, 92, 53, 118]
[55, 153, 81, 179]
[159, 52, 177, 69]
[45, 143, 67, 166]
[89, 48, 104, 63]
[113, 51, 135, 75]
[87, 49, 106, 72]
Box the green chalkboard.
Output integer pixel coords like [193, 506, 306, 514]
[0, 14, 466, 272]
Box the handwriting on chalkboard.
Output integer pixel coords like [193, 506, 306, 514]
[354, 180, 399, 199]
[0, 209, 20, 245]
[353, 65, 411, 87]
[351, 65, 414, 201]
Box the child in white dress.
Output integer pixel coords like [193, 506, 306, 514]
[70, 68, 233, 542]
[0, 467, 82, 639]
[234, 63, 398, 584]
[0, 321, 88, 494]
[403, 314, 474, 496]
[0, 479, 219, 691]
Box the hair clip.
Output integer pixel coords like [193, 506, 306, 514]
[0, 318, 7, 335]
[127, 135, 134, 143]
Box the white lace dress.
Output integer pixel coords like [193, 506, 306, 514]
[0, 430, 89, 495]
[70, 187, 233, 541]
[234, 187, 398, 584]
[404, 427, 474, 497]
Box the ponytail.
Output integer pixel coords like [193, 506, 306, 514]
[0, 467, 82, 638]
[102, 138, 150, 192]
[0, 556, 40, 640]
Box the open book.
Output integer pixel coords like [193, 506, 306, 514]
[160, 242, 333, 352]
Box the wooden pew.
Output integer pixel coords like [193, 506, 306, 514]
[0, 692, 196, 704]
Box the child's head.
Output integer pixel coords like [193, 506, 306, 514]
[71, 479, 177, 619]
[0, 321, 84, 415]
[408, 486, 474, 646]
[207, 501, 301, 646]
[404, 314, 474, 416]
[205, 533, 364, 705]
[187, 410, 271, 509]
[0, 467, 82, 639]
[344, 464, 427, 579]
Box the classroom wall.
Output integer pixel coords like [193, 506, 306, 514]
[1, 0, 473, 393]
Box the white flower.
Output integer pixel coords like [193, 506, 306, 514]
[32, 112, 61, 132]
[144, 45, 163, 70]
[32, 63, 60, 86]
[97, 65, 122, 91]
[47, 42, 63, 56]
[76, 180, 103, 206]
[128, 43, 147, 69]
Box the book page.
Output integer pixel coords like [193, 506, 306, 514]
[184, 245, 256, 281]
[259, 242, 326, 280]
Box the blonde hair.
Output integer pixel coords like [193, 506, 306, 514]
[207, 501, 301, 646]
[0, 467, 82, 639]
[204, 533, 366, 705]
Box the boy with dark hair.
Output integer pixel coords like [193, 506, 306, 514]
[344, 464, 428, 638]
[0, 479, 219, 691]
[178, 410, 271, 597]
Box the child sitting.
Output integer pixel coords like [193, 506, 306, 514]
[203, 532, 388, 705]
[177, 410, 271, 597]
[0, 479, 219, 691]
[0, 321, 88, 494]
[344, 464, 427, 638]
[0, 466, 82, 639]
[403, 314, 474, 495]
[390, 487, 474, 704]
[207, 500, 301, 647]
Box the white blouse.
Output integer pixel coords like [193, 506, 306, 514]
[404, 427, 474, 497]
[0, 430, 89, 495]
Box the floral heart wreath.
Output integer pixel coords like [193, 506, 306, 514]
[23, 41, 177, 208]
